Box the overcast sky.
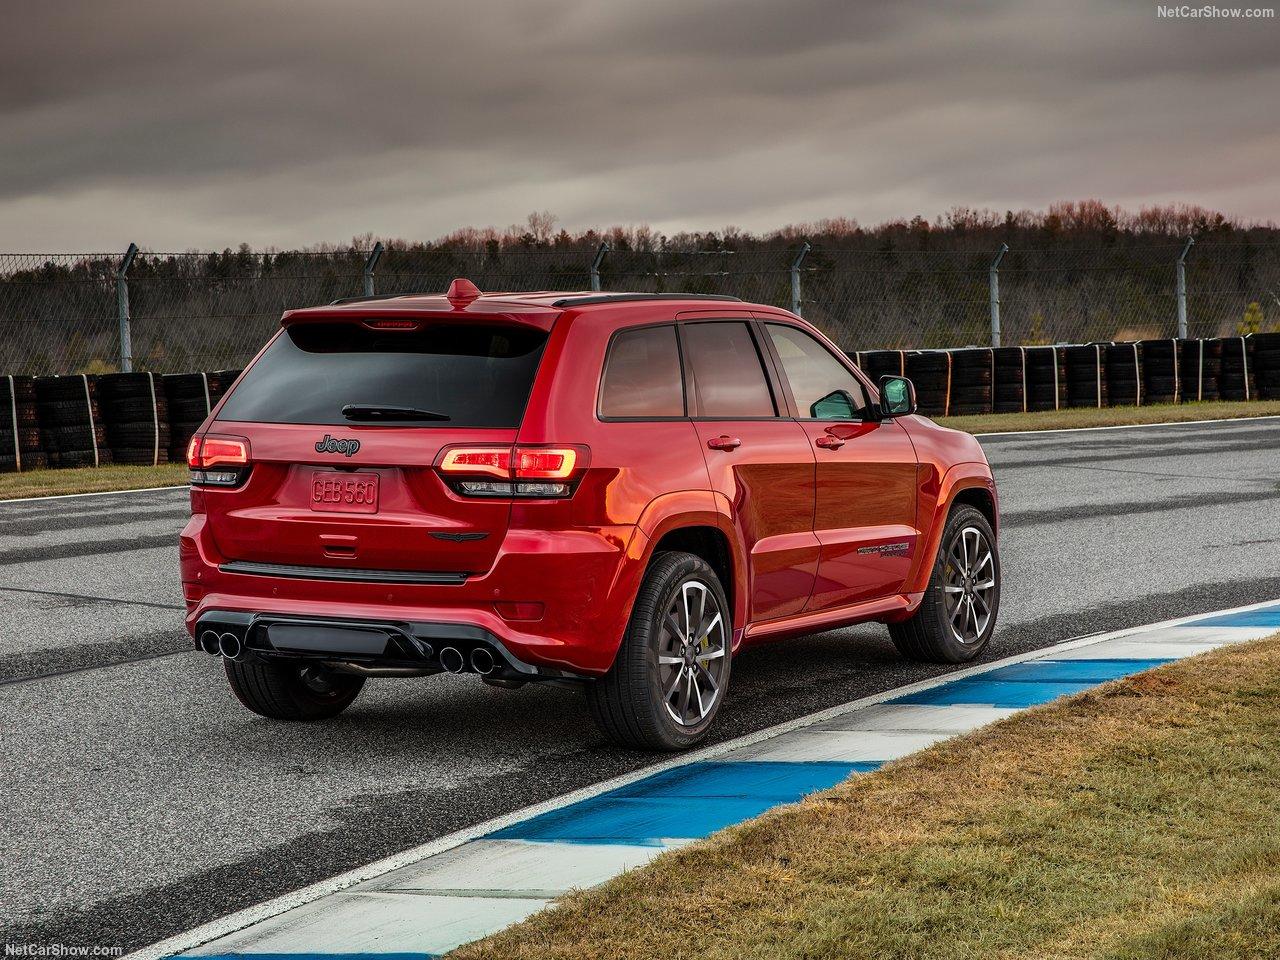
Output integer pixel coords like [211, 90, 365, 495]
[3, 0, 1278, 251]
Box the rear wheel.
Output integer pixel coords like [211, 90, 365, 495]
[890, 504, 1000, 663]
[586, 551, 731, 751]
[224, 659, 365, 721]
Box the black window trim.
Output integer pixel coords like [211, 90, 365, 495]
[757, 318, 879, 422]
[677, 317, 784, 422]
[595, 320, 691, 422]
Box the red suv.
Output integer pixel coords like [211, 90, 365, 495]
[180, 280, 1000, 750]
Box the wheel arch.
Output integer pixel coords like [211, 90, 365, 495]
[950, 485, 997, 534]
[904, 462, 998, 596]
[635, 492, 746, 643]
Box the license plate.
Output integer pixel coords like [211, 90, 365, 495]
[311, 472, 379, 514]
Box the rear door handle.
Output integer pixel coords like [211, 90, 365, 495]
[815, 435, 845, 449]
[706, 435, 742, 451]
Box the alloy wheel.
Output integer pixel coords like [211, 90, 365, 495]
[656, 580, 728, 727]
[942, 526, 997, 645]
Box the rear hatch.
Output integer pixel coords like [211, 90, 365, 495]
[200, 313, 551, 577]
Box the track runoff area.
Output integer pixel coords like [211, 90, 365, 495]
[127, 600, 1280, 960]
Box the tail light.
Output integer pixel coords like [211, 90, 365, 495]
[187, 434, 251, 487]
[437, 445, 586, 498]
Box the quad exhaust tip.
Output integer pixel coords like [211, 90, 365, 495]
[199, 630, 221, 656]
[469, 646, 496, 675]
[439, 646, 465, 673]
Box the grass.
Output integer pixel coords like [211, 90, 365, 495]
[456, 634, 1280, 960]
[938, 398, 1280, 434]
[3, 400, 1277, 500]
[0, 461, 188, 500]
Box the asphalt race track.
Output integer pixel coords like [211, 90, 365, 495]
[2, 417, 1278, 952]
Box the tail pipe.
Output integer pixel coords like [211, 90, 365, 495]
[469, 646, 496, 675]
[217, 632, 245, 662]
[439, 646, 465, 674]
[199, 630, 221, 656]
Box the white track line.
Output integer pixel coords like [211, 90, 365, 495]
[124, 597, 1280, 960]
[974, 413, 1280, 438]
[0, 484, 188, 505]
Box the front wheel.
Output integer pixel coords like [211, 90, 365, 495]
[586, 551, 732, 751]
[890, 504, 1000, 663]
[224, 658, 365, 721]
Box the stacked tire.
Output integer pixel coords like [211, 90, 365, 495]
[1064, 344, 1108, 408]
[1, 376, 48, 472]
[905, 351, 951, 417]
[1254, 332, 1280, 400]
[164, 373, 213, 462]
[1105, 343, 1143, 407]
[97, 372, 170, 465]
[1178, 338, 1221, 402]
[1025, 346, 1067, 411]
[34, 375, 110, 468]
[1139, 339, 1180, 404]
[949, 349, 993, 416]
[859, 350, 908, 384]
[1219, 337, 1256, 401]
[993, 347, 1027, 413]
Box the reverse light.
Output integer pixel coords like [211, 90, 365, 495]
[438, 445, 585, 498]
[187, 434, 251, 487]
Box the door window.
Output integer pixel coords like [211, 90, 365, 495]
[599, 325, 685, 418]
[766, 324, 870, 419]
[681, 322, 776, 418]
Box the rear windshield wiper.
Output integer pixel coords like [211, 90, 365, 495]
[341, 404, 451, 422]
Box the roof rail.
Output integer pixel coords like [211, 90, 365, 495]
[550, 293, 743, 308]
[328, 293, 413, 306]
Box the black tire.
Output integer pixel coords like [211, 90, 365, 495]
[224, 658, 365, 720]
[890, 504, 1000, 663]
[586, 551, 732, 751]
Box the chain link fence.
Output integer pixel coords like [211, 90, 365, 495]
[2, 240, 1277, 374]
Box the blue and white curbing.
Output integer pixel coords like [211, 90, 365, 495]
[131, 600, 1280, 960]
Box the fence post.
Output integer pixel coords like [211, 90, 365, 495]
[989, 243, 1008, 348]
[363, 241, 384, 297]
[1176, 236, 1195, 339]
[116, 243, 138, 373]
[589, 242, 609, 292]
[790, 243, 810, 317]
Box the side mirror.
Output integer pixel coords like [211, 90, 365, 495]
[878, 376, 917, 418]
[810, 389, 860, 420]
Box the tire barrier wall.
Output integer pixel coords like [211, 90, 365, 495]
[0, 369, 240, 473]
[850, 332, 1279, 420]
[1, 336, 1278, 473]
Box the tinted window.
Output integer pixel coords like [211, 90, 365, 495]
[217, 322, 546, 427]
[681, 322, 776, 418]
[600, 325, 685, 418]
[766, 323, 869, 419]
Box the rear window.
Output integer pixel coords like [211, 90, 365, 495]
[217, 322, 547, 427]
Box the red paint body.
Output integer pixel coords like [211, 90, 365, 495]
[179, 292, 997, 676]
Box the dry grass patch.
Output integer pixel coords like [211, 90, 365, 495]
[938, 399, 1280, 435]
[0, 462, 188, 500]
[456, 635, 1280, 960]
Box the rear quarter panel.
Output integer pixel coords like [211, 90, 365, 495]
[513, 307, 718, 643]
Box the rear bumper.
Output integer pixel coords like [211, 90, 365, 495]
[180, 513, 648, 676]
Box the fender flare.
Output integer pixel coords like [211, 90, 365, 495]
[904, 462, 998, 596]
[633, 490, 749, 646]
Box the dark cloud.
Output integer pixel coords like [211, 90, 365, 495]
[1, 0, 1277, 249]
